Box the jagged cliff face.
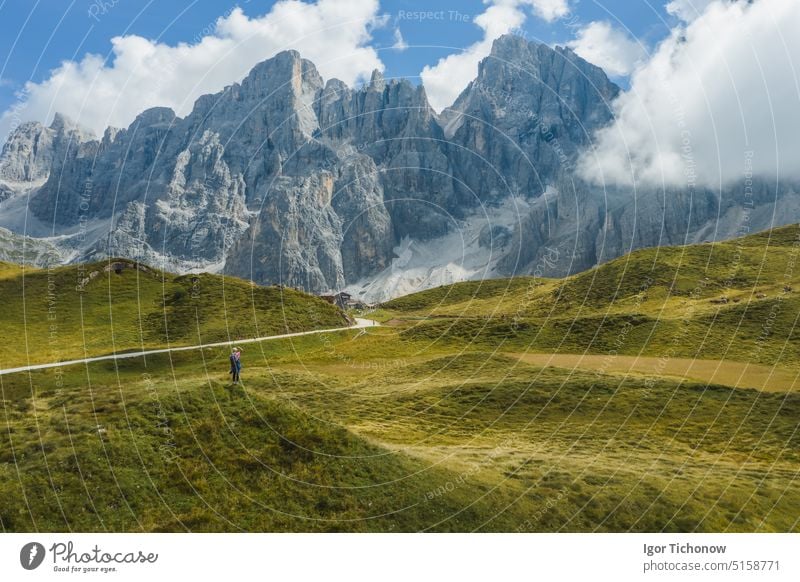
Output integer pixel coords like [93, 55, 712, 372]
[444, 35, 619, 202]
[3, 50, 458, 291]
[1, 35, 798, 297]
[0, 113, 95, 209]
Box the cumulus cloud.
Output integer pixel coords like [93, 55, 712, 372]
[0, 0, 385, 140]
[420, 0, 570, 112]
[578, 0, 800, 188]
[392, 28, 408, 51]
[529, 0, 570, 22]
[665, 0, 715, 22]
[567, 21, 646, 77]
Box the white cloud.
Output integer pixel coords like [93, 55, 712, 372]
[0, 0, 385, 139]
[665, 0, 715, 22]
[529, 0, 570, 22]
[578, 0, 800, 188]
[567, 21, 646, 77]
[392, 27, 408, 51]
[420, 0, 570, 112]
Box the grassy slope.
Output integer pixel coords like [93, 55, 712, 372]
[0, 351, 551, 532]
[2, 340, 796, 532]
[383, 224, 800, 368]
[0, 258, 348, 367]
[1, 228, 799, 532]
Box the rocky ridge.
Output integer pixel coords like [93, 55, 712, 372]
[0, 35, 797, 299]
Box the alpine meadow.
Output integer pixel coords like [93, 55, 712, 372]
[1, 226, 797, 532]
[1, 0, 799, 551]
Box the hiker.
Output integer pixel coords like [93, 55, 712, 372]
[229, 347, 242, 384]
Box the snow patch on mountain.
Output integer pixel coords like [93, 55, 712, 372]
[345, 196, 531, 303]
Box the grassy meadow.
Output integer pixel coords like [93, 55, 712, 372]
[1, 226, 799, 532]
[0, 258, 347, 367]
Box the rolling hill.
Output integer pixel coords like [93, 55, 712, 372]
[0, 226, 798, 532]
[0, 258, 348, 368]
[382, 223, 800, 371]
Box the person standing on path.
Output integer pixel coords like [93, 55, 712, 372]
[229, 347, 242, 384]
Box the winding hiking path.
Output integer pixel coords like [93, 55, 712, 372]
[0, 318, 379, 377]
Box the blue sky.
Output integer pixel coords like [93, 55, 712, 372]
[0, 0, 681, 121]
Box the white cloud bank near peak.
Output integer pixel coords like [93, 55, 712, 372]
[578, 0, 800, 188]
[420, 0, 570, 112]
[0, 0, 385, 140]
[567, 21, 646, 77]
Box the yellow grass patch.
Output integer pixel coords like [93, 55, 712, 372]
[512, 352, 799, 393]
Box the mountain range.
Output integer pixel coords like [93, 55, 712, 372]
[1, 34, 798, 301]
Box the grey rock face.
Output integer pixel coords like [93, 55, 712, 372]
[0, 226, 64, 266]
[316, 69, 457, 241]
[0, 113, 94, 188]
[444, 35, 620, 202]
[331, 154, 393, 281]
[2, 35, 799, 297]
[0, 121, 53, 184]
[0, 182, 13, 203]
[27, 107, 174, 225]
[225, 171, 345, 291]
[149, 129, 249, 261]
[498, 173, 800, 280]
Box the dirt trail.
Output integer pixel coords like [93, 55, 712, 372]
[0, 318, 379, 377]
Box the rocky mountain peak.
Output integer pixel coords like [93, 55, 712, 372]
[50, 112, 77, 132]
[131, 107, 177, 129]
[0, 121, 48, 180]
[102, 126, 122, 147]
[477, 34, 616, 92]
[49, 112, 96, 144]
[487, 33, 531, 62]
[0, 112, 94, 184]
[241, 49, 324, 98]
[368, 69, 386, 92]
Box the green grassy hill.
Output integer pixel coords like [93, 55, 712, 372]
[1, 227, 798, 532]
[2, 336, 796, 532]
[382, 223, 800, 368]
[0, 258, 348, 367]
[0, 353, 542, 532]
